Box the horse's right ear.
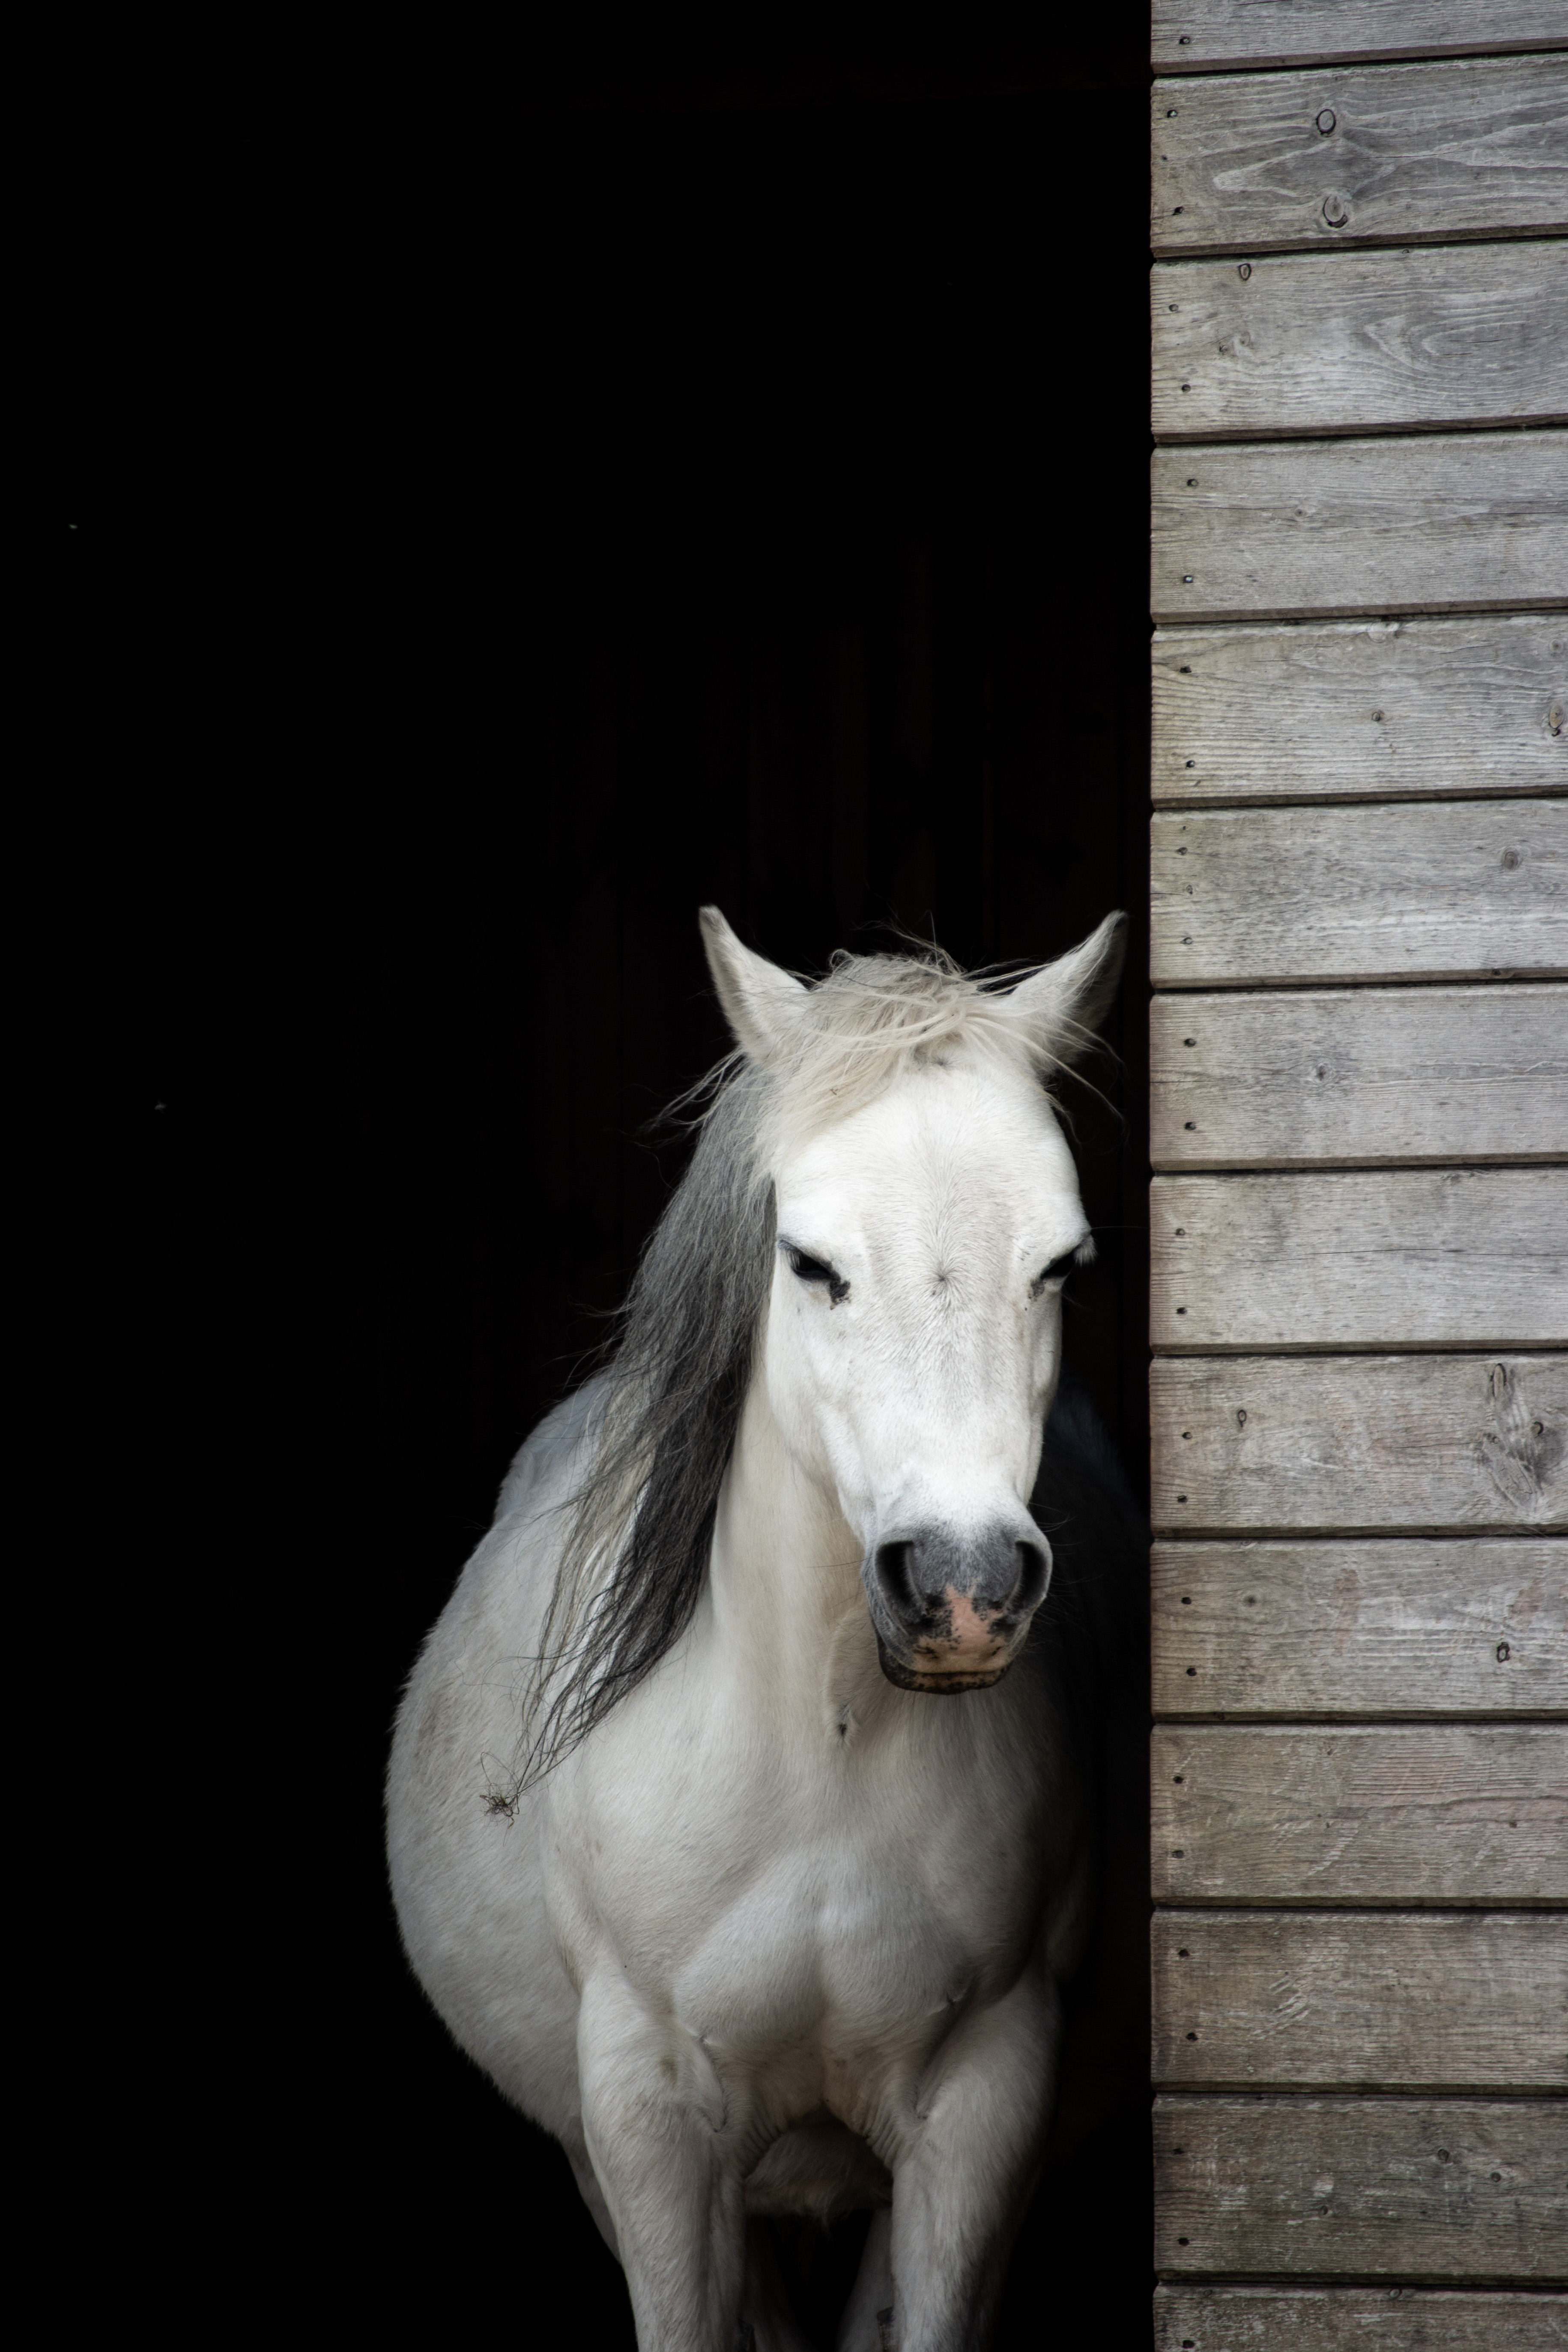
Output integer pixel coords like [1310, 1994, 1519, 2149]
[699, 907, 808, 1069]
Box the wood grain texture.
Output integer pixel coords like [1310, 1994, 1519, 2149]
[1151, 616, 1568, 806]
[1153, 244, 1568, 441]
[1153, 2284, 1568, 2350]
[1150, 1354, 1568, 1534]
[1150, 987, 1568, 1172]
[1151, 435, 1568, 626]
[1150, 1170, 1568, 1351]
[1152, 1913, 1568, 2088]
[1151, 1727, 1568, 1903]
[1151, 1539, 1568, 1715]
[1153, 2, 1568, 76]
[1150, 803, 1567, 987]
[1154, 2096, 1568, 2279]
[1152, 55, 1568, 257]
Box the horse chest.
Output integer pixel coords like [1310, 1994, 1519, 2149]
[564, 1737, 1045, 2074]
[670, 1847, 997, 2065]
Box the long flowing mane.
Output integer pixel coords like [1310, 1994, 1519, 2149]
[511, 941, 1080, 1790]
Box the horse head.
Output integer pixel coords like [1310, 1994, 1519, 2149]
[701, 904, 1125, 1695]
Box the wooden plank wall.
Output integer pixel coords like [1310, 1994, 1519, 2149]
[1148, 10, 1568, 2346]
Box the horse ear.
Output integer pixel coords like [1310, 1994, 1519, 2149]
[699, 906, 808, 1068]
[1001, 911, 1127, 1064]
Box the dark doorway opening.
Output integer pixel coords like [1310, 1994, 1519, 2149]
[132, 28, 1151, 2343]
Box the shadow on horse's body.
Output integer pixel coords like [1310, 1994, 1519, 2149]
[387, 909, 1145, 2351]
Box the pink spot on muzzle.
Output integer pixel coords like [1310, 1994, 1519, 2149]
[922, 1589, 1007, 1668]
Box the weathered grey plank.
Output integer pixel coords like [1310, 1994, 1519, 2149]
[1150, 803, 1567, 987]
[1151, 1539, 1568, 1715]
[1153, 245, 1568, 441]
[1151, 1727, 1568, 1902]
[1150, 987, 1568, 1172]
[1150, 1354, 1568, 1533]
[1152, 1913, 1568, 2087]
[1152, 55, 1568, 257]
[1151, 435, 1568, 625]
[1151, 616, 1568, 805]
[1150, 1171, 1568, 1351]
[1154, 2096, 1568, 2279]
[1153, 2284, 1568, 2351]
[1154, 3, 1568, 76]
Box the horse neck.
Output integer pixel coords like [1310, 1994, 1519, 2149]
[706, 1368, 869, 1718]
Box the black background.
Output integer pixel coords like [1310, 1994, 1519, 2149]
[108, 18, 1153, 2340]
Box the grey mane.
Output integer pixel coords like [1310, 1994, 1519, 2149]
[512, 1065, 777, 1789]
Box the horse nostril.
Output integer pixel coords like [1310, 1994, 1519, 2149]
[1012, 1540, 1051, 1613]
[873, 1541, 927, 1626]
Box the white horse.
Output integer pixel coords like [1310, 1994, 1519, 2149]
[387, 906, 1133, 2351]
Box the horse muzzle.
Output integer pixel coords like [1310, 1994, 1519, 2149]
[865, 1521, 1051, 1695]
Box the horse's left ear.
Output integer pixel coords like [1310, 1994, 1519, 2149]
[1001, 912, 1126, 1064]
[699, 906, 809, 1069]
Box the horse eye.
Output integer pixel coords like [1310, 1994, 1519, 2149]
[1031, 1252, 1078, 1298]
[788, 1249, 849, 1303]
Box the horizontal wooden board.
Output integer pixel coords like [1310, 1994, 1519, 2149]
[1150, 1171, 1568, 1351]
[1151, 1539, 1568, 1715]
[1150, 1354, 1568, 1534]
[1152, 1913, 1568, 2088]
[1151, 435, 1568, 625]
[1153, 3, 1568, 76]
[1150, 803, 1568, 987]
[1153, 2284, 1568, 2351]
[1151, 616, 1568, 805]
[1154, 2096, 1568, 2280]
[1153, 245, 1568, 441]
[1152, 55, 1568, 257]
[1151, 1727, 1568, 1902]
[1150, 987, 1568, 1171]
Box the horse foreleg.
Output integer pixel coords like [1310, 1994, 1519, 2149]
[576, 1969, 746, 2351]
[835, 2209, 893, 2351]
[882, 1966, 1060, 2352]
